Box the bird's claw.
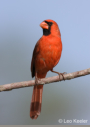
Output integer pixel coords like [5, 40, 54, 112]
[35, 77, 41, 85]
[58, 72, 66, 81]
[51, 70, 66, 81]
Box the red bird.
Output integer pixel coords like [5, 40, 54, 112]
[30, 19, 63, 119]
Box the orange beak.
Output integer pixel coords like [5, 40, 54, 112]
[40, 21, 49, 29]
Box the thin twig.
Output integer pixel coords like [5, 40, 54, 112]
[0, 68, 90, 92]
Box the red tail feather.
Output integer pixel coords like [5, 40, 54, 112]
[30, 85, 43, 119]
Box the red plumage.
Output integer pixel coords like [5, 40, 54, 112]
[30, 19, 62, 119]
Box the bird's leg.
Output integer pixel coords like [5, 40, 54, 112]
[51, 69, 66, 81]
[35, 72, 41, 85]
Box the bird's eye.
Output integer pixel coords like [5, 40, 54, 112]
[49, 22, 53, 26]
[44, 21, 53, 26]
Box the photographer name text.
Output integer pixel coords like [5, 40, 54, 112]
[58, 119, 88, 124]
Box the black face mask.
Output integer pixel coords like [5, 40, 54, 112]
[43, 21, 53, 36]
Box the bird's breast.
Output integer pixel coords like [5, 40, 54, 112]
[35, 37, 62, 73]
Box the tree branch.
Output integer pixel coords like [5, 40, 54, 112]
[0, 68, 90, 92]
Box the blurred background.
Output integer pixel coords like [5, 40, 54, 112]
[0, 0, 90, 125]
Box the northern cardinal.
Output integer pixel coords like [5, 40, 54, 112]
[30, 19, 63, 119]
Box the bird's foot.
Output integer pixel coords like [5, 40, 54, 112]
[35, 77, 41, 85]
[51, 70, 66, 81]
[35, 73, 41, 85]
